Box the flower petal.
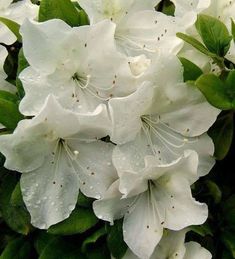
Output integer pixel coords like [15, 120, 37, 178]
[20, 19, 72, 74]
[123, 192, 163, 259]
[156, 174, 208, 230]
[67, 140, 117, 199]
[184, 241, 212, 259]
[93, 180, 134, 223]
[20, 148, 79, 229]
[109, 82, 154, 144]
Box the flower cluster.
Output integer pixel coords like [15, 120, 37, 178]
[2, 0, 233, 258]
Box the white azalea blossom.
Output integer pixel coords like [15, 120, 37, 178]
[19, 19, 138, 115]
[172, 0, 211, 17]
[0, 95, 116, 229]
[123, 229, 212, 259]
[93, 150, 208, 259]
[0, 1, 223, 257]
[0, 0, 38, 45]
[78, 0, 195, 56]
[109, 53, 219, 176]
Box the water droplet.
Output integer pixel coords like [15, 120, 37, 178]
[90, 186, 94, 190]
[107, 162, 111, 166]
[95, 194, 101, 199]
[51, 202, 55, 206]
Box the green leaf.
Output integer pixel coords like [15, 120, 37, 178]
[77, 192, 94, 208]
[16, 49, 29, 98]
[34, 232, 57, 256]
[78, 9, 89, 26]
[189, 223, 213, 237]
[223, 195, 235, 230]
[196, 14, 232, 56]
[222, 231, 235, 258]
[10, 182, 23, 206]
[47, 207, 98, 235]
[226, 70, 235, 103]
[82, 227, 107, 253]
[196, 74, 233, 110]
[209, 112, 233, 160]
[222, 249, 234, 259]
[0, 97, 23, 129]
[0, 172, 31, 235]
[0, 17, 21, 42]
[231, 19, 235, 42]
[39, 0, 80, 26]
[0, 90, 18, 103]
[107, 220, 127, 259]
[179, 57, 203, 82]
[39, 238, 83, 259]
[177, 32, 213, 57]
[206, 180, 222, 204]
[0, 238, 31, 259]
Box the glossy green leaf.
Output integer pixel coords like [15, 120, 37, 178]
[78, 9, 89, 25]
[0, 97, 23, 129]
[226, 70, 235, 101]
[0, 90, 18, 103]
[209, 112, 233, 160]
[179, 57, 203, 82]
[231, 19, 235, 42]
[82, 227, 107, 253]
[39, 0, 80, 26]
[177, 32, 213, 57]
[47, 207, 98, 235]
[0, 17, 21, 42]
[34, 232, 57, 256]
[189, 223, 213, 237]
[222, 231, 235, 258]
[0, 238, 31, 259]
[0, 172, 31, 235]
[10, 182, 23, 206]
[76, 192, 94, 208]
[206, 180, 222, 204]
[39, 238, 83, 259]
[223, 195, 235, 230]
[222, 249, 234, 259]
[107, 220, 127, 259]
[196, 14, 232, 56]
[196, 74, 233, 110]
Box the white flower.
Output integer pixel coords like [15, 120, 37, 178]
[172, 0, 211, 17]
[109, 53, 219, 176]
[93, 150, 208, 259]
[123, 229, 212, 259]
[0, 0, 38, 45]
[78, 0, 194, 56]
[0, 95, 116, 229]
[19, 19, 137, 115]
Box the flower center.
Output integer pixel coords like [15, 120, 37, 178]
[72, 72, 91, 90]
[141, 114, 194, 159]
